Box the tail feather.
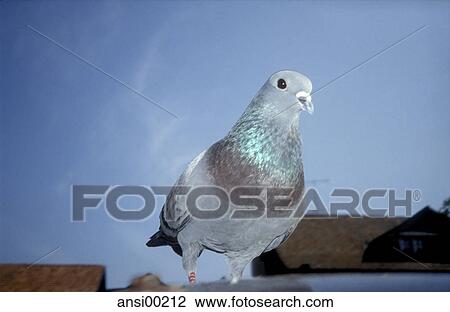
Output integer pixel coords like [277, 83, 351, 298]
[146, 230, 183, 256]
[146, 231, 167, 247]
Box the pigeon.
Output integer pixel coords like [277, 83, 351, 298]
[147, 70, 313, 284]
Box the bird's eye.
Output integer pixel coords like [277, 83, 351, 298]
[277, 79, 287, 90]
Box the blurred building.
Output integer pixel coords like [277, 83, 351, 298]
[0, 264, 105, 291]
[363, 207, 450, 263]
[253, 207, 450, 276]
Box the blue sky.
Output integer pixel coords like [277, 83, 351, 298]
[1, 1, 449, 288]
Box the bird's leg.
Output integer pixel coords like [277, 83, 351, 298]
[230, 272, 242, 284]
[230, 266, 244, 284]
[180, 241, 202, 285]
[228, 256, 250, 284]
[188, 271, 196, 284]
[183, 255, 198, 285]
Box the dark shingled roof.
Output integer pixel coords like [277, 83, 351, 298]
[278, 216, 404, 269]
[0, 264, 105, 291]
[253, 212, 450, 276]
[363, 207, 450, 263]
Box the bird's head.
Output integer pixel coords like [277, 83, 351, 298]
[230, 70, 313, 142]
[248, 70, 313, 126]
[268, 70, 313, 113]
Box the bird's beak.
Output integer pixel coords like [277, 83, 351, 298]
[296, 91, 314, 114]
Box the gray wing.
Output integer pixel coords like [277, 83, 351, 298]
[159, 149, 209, 238]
